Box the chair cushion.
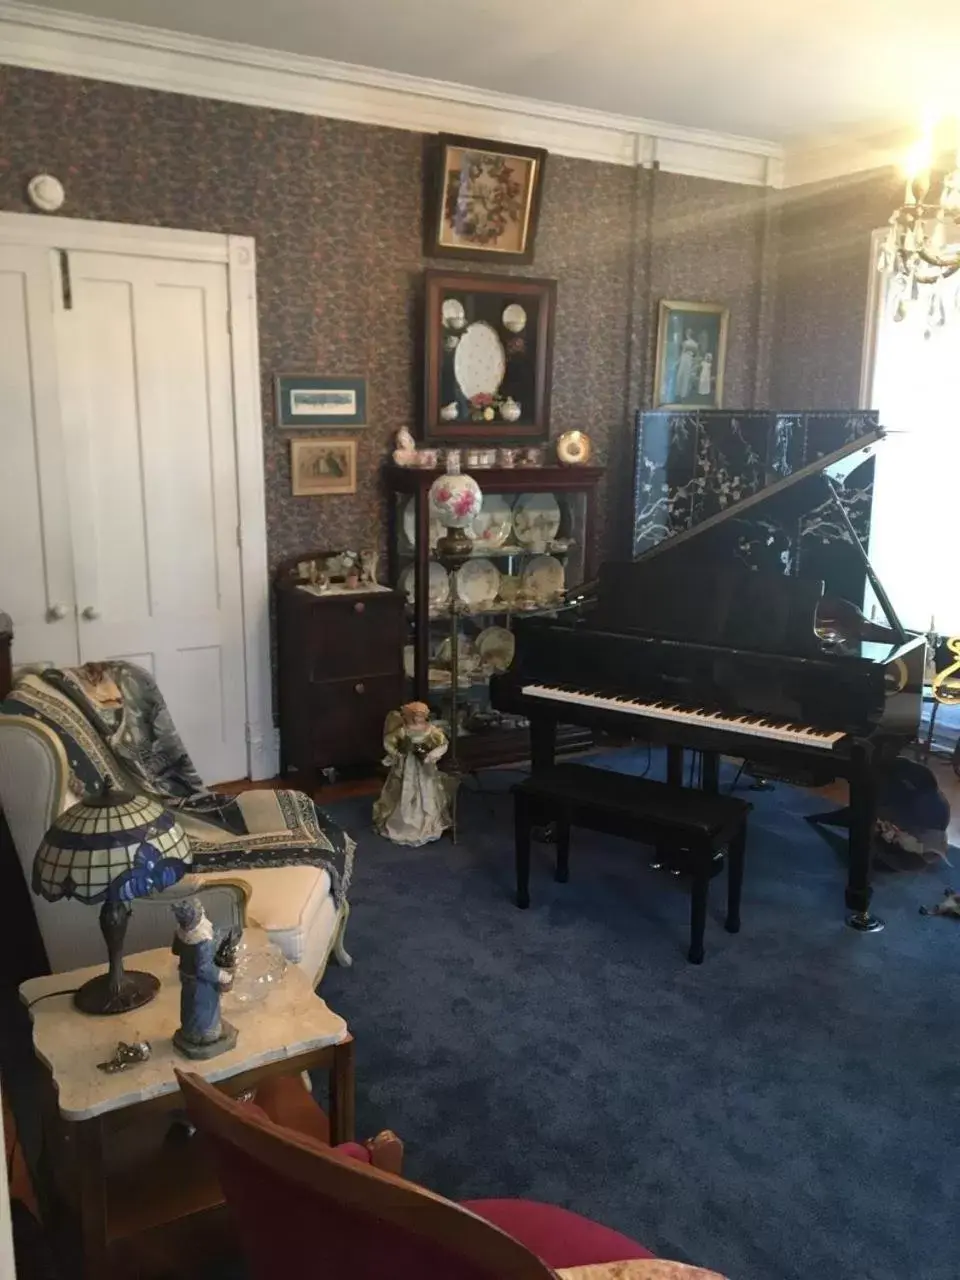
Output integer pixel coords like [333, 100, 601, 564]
[462, 1199, 654, 1268]
[199, 865, 332, 964]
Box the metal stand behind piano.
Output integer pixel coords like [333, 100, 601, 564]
[491, 415, 925, 932]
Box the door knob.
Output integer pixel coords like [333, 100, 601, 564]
[46, 603, 67, 621]
[81, 605, 101, 621]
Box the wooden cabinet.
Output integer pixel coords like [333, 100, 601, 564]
[276, 572, 405, 777]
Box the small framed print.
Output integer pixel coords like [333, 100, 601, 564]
[290, 437, 357, 497]
[426, 134, 547, 265]
[275, 374, 367, 428]
[652, 301, 729, 410]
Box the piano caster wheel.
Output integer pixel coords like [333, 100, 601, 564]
[748, 778, 774, 792]
[516, 892, 530, 910]
[846, 910, 885, 933]
[532, 823, 557, 844]
[687, 947, 705, 965]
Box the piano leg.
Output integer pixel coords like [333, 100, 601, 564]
[845, 745, 884, 933]
[702, 752, 719, 794]
[667, 745, 683, 788]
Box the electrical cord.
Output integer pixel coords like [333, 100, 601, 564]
[25, 988, 78, 1009]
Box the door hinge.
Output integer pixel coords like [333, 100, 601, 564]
[58, 250, 72, 310]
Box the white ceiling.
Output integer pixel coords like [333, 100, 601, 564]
[10, 0, 956, 144]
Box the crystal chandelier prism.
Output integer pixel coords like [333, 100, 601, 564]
[877, 122, 960, 333]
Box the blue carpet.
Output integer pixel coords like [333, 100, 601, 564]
[320, 753, 957, 1280]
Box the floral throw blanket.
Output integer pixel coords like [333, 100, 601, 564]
[1, 663, 354, 906]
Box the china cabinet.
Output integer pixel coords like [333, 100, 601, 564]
[386, 464, 604, 767]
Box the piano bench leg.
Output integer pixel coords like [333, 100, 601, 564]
[688, 873, 708, 965]
[555, 818, 570, 884]
[515, 798, 532, 910]
[725, 826, 746, 935]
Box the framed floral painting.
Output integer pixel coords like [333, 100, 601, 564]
[423, 269, 556, 442]
[425, 134, 547, 264]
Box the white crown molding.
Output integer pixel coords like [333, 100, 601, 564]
[781, 126, 911, 189]
[0, 1, 783, 187]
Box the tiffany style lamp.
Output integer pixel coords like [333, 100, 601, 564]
[33, 783, 192, 1015]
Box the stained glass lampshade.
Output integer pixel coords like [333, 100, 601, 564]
[33, 783, 192, 1015]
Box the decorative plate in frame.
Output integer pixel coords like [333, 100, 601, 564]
[423, 270, 556, 442]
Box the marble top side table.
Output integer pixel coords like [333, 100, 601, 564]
[20, 928, 353, 1279]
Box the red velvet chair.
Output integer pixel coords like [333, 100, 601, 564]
[177, 1070, 655, 1279]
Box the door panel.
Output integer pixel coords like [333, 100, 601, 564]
[57, 252, 248, 784]
[0, 247, 78, 669]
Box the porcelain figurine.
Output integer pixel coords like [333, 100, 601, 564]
[171, 898, 238, 1060]
[500, 397, 521, 422]
[440, 402, 460, 421]
[345, 565, 361, 589]
[360, 549, 379, 587]
[372, 703, 455, 847]
[393, 427, 418, 467]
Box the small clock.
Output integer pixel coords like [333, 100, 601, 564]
[555, 430, 593, 466]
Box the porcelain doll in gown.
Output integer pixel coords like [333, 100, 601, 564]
[373, 702, 455, 846]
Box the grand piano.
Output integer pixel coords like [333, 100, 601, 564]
[491, 410, 925, 931]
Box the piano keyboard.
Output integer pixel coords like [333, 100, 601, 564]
[520, 684, 847, 751]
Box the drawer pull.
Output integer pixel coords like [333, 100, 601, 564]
[354, 682, 366, 694]
[353, 601, 365, 615]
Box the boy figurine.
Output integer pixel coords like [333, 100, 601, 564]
[171, 898, 238, 1059]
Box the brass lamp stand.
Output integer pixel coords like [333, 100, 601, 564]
[436, 524, 472, 844]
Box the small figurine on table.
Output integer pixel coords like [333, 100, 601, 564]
[373, 702, 455, 846]
[171, 898, 238, 1060]
[359, 549, 378, 587]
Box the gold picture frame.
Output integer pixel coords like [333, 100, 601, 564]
[652, 300, 729, 410]
[290, 437, 357, 497]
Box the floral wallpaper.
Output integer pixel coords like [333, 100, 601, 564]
[0, 65, 772, 573]
[772, 167, 902, 408]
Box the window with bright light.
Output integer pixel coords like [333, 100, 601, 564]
[863, 241, 960, 636]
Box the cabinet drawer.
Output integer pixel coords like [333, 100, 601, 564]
[306, 595, 403, 680]
[309, 673, 401, 768]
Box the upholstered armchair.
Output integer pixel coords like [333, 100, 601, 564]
[178, 1071, 663, 1279]
[0, 617, 351, 984]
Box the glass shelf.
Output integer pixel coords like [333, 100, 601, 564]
[388, 467, 602, 765]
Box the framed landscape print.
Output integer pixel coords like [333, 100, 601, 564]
[423, 269, 556, 442]
[652, 301, 729, 410]
[426, 134, 547, 265]
[290, 437, 357, 496]
[275, 374, 367, 428]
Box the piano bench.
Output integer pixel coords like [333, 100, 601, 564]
[512, 763, 751, 964]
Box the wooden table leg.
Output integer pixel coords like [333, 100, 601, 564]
[75, 1115, 111, 1280]
[328, 1035, 355, 1145]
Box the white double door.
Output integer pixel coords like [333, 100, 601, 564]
[0, 239, 250, 783]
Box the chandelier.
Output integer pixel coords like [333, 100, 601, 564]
[877, 123, 960, 331]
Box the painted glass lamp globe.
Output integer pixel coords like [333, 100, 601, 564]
[428, 453, 483, 560]
[33, 783, 192, 1015]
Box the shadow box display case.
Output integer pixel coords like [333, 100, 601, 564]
[386, 463, 604, 768]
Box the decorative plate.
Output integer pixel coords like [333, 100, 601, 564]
[555, 429, 593, 466]
[441, 298, 466, 330]
[513, 493, 561, 547]
[435, 633, 478, 671]
[453, 321, 506, 401]
[470, 494, 513, 548]
[399, 562, 450, 610]
[502, 303, 527, 333]
[521, 554, 565, 603]
[476, 626, 515, 672]
[402, 497, 443, 550]
[456, 558, 501, 609]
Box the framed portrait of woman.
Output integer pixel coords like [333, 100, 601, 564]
[652, 301, 729, 410]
